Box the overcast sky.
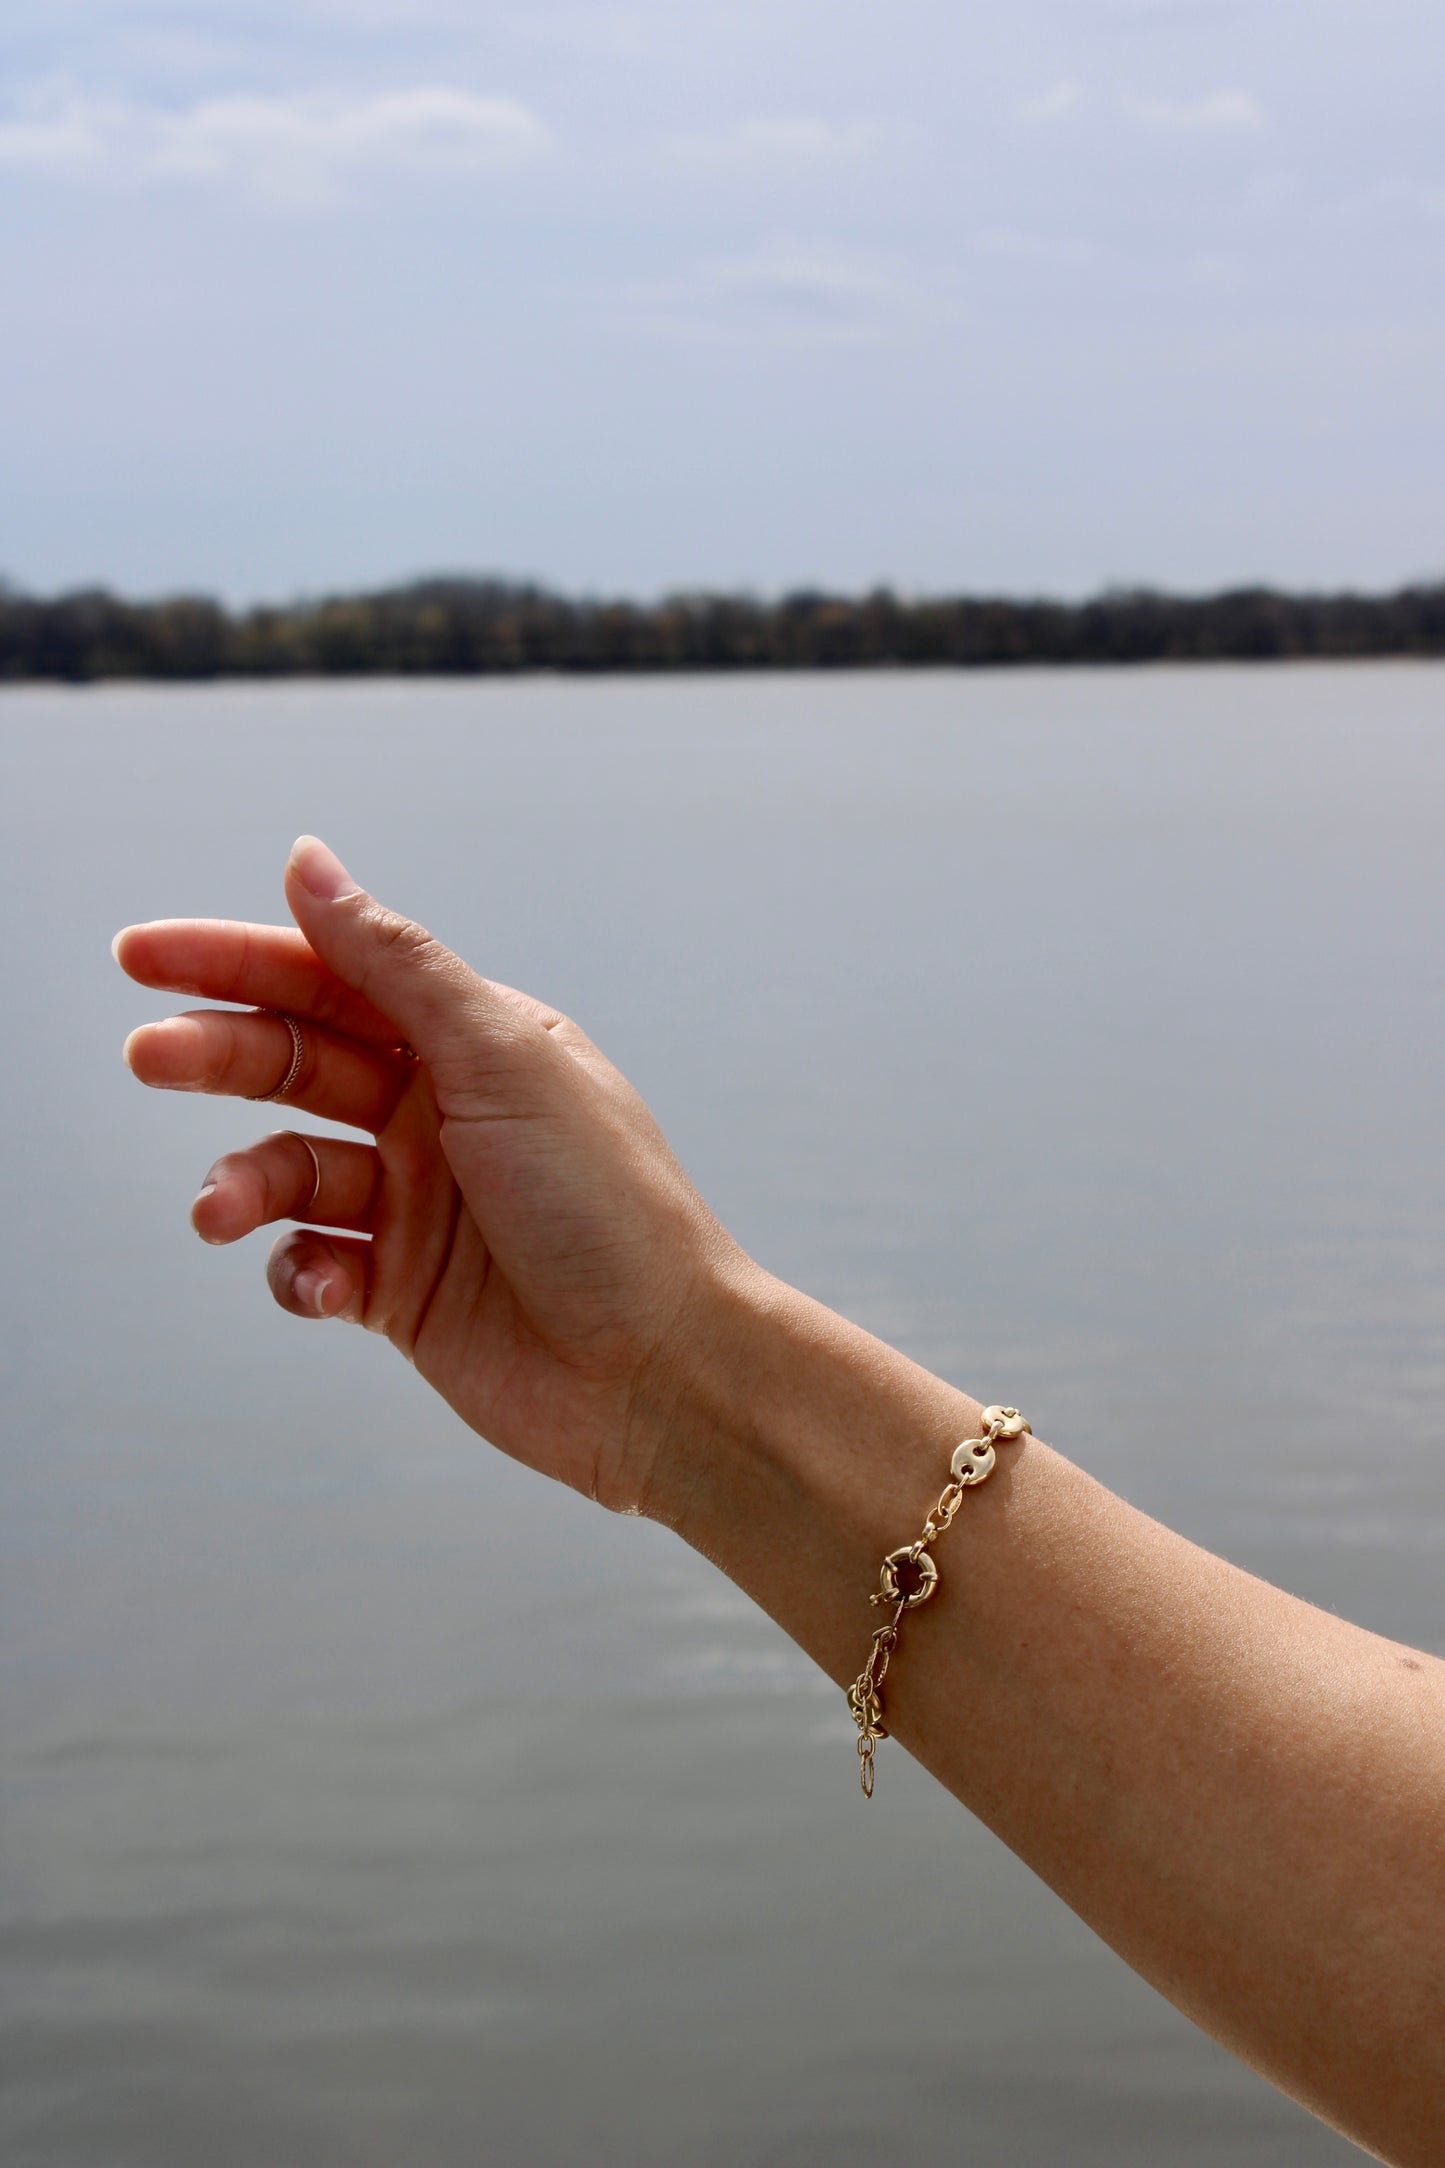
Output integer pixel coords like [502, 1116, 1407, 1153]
[2, 0, 1442, 602]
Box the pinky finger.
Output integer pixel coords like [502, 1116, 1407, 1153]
[267, 1228, 372, 1324]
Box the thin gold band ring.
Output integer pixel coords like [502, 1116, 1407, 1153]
[246, 1012, 305, 1104]
[290, 1133, 323, 1216]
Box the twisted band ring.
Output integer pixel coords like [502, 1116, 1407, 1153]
[246, 1012, 306, 1104]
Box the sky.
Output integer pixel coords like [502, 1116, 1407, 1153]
[2, 0, 1442, 603]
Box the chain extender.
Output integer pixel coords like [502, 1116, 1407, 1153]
[847, 1405, 1031, 1798]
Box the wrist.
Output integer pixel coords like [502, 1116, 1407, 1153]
[618, 1247, 788, 1527]
[632, 1254, 987, 1687]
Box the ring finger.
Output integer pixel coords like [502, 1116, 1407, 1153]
[124, 1008, 411, 1133]
[192, 1131, 380, 1245]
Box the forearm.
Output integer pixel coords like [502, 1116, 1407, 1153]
[642, 1264, 1445, 2167]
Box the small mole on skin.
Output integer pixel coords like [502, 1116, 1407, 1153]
[1396, 1655, 1422, 1672]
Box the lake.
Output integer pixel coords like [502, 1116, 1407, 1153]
[2, 665, 1442, 2166]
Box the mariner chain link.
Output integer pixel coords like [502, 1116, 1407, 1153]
[847, 1405, 1031, 1797]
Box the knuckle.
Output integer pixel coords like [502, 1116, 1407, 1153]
[212, 1018, 252, 1090]
[369, 909, 438, 965]
[262, 1133, 304, 1215]
[228, 921, 255, 1003]
[207, 1145, 268, 1214]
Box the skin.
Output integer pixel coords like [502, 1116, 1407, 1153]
[116, 836, 1445, 2166]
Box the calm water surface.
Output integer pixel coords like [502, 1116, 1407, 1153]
[2, 667, 1442, 2165]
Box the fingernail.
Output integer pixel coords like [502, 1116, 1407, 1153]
[122, 1028, 140, 1071]
[293, 1266, 334, 1316]
[191, 1185, 224, 1241]
[111, 929, 128, 964]
[290, 836, 358, 902]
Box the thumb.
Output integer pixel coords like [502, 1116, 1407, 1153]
[284, 836, 549, 1095]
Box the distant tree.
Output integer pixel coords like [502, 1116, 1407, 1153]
[1, 575, 1442, 683]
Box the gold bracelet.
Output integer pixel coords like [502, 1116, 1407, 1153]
[847, 1404, 1031, 1798]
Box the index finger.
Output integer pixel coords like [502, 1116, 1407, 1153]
[112, 920, 407, 1049]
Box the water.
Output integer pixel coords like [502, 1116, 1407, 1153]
[2, 665, 1442, 2166]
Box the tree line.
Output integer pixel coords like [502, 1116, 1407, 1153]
[2, 575, 1443, 681]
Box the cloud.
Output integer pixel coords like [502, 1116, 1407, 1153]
[1016, 80, 1264, 136]
[0, 104, 108, 172]
[614, 239, 934, 347]
[0, 86, 549, 204]
[1017, 80, 1085, 124]
[1121, 89, 1265, 133]
[704, 240, 894, 312]
[666, 116, 885, 171]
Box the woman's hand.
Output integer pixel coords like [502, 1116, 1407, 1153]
[115, 835, 748, 1512]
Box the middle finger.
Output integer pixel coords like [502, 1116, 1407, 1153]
[124, 1008, 413, 1133]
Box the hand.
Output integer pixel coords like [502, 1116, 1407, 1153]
[115, 836, 749, 1512]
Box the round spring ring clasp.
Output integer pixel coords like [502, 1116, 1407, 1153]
[877, 1546, 940, 1609]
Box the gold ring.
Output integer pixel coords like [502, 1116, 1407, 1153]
[289, 1133, 323, 1216]
[247, 1012, 305, 1103]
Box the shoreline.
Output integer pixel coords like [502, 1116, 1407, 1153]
[4, 650, 1444, 693]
